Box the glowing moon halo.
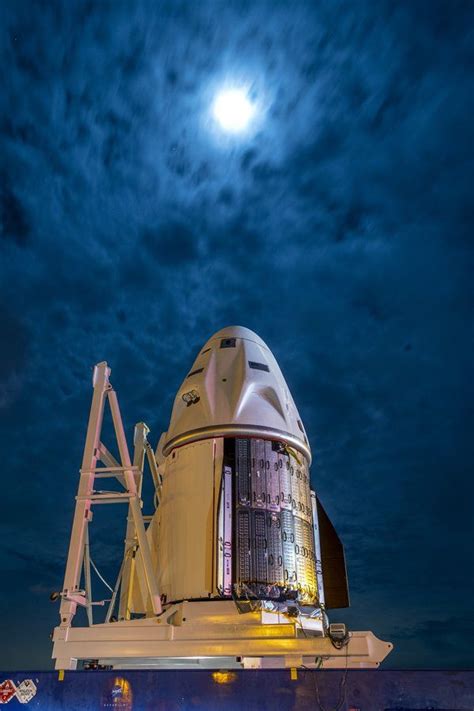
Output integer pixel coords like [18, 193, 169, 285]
[212, 88, 255, 133]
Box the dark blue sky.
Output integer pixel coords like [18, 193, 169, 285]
[1, 0, 473, 670]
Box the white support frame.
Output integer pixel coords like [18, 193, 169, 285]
[57, 362, 161, 636]
[118, 421, 148, 620]
[53, 600, 393, 671]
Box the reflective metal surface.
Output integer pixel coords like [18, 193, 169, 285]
[232, 438, 318, 605]
[162, 424, 312, 463]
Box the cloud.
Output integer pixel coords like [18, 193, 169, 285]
[0, 185, 31, 246]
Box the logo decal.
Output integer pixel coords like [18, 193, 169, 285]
[0, 680, 37, 704]
[0, 681, 17, 704]
[15, 680, 37, 704]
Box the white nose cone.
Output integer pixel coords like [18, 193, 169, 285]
[162, 326, 310, 462]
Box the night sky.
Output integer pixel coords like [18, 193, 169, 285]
[1, 0, 473, 671]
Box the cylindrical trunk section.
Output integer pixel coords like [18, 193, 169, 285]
[135, 435, 321, 613]
[218, 437, 319, 607]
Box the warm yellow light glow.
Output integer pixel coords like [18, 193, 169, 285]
[111, 677, 133, 708]
[212, 670, 237, 685]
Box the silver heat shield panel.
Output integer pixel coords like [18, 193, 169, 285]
[231, 437, 319, 605]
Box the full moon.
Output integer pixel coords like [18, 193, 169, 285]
[212, 88, 256, 133]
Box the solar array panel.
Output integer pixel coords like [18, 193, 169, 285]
[232, 438, 318, 604]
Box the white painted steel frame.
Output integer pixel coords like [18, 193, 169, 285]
[57, 362, 162, 636]
[53, 601, 393, 670]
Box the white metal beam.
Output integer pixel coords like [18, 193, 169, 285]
[119, 422, 149, 619]
[107, 390, 162, 615]
[59, 362, 110, 628]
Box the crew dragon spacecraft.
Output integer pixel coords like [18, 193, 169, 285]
[52, 326, 392, 670]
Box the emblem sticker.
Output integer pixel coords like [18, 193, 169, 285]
[0, 680, 17, 704]
[16, 680, 37, 704]
[0, 680, 37, 704]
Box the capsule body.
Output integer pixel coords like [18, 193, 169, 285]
[135, 327, 321, 611]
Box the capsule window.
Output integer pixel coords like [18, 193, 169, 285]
[220, 338, 236, 348]
[187, 367, 204, 378]
[248, 361, 270, 372]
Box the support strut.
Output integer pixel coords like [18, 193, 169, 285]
[58, 362, 161, 633]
